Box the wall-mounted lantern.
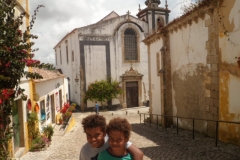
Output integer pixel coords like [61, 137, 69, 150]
[55, 82, 60, 88]
[75, 74, 80, 82]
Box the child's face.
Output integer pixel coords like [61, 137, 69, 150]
[108, 130, 129, 153]
[85, 126, 106, 148]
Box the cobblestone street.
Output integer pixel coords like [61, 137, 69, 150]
[21, 107, 240, 160]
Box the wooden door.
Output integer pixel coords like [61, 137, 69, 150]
[12, 100, 21, 152]
[126, 81, 139, 108]
[51, 94, 56, 123]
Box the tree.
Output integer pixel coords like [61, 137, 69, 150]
[0, 0, 52, 159]
[83, 78, 123, 109]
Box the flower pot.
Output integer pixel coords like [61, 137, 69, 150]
[59, 119, 63, 125]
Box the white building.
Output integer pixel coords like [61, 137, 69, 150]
[143, 0, 240, 145]
[54, 0, 170, 111]
[32, 68, 68, 130]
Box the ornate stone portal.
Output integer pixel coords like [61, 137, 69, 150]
[120, 64, 143, 108]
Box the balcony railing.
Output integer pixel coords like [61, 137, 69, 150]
[139, 113, 240, 146]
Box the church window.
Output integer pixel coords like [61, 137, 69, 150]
[60, 46, 62, 65]
[55, 50, 57, 65]
[72, 51, 74, 62]
[66, 45, 69, 64]
[65, 40, 69, 64]
[124, 28, 138, 61]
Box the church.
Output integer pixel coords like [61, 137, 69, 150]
[54, 0, 170, 110]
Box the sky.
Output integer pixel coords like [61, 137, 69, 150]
[29, 0, 196, 65]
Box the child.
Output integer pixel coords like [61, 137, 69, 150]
[79, 114, 143, 160]
[95, 101, 99, 114]
[98, 117, 133, 160]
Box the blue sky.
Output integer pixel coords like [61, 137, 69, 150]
[29, 0, 194, 65]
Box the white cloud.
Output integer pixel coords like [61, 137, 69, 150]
[29, 0, 188, 65]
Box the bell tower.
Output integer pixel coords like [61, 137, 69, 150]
[137, 0, 170, 34]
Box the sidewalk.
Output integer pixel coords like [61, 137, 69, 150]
[20, 107, 240, 160]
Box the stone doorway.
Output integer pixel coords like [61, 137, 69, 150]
[120, 66, 143, 108]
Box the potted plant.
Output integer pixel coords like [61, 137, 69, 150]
[63, 111, 72, 124]
[59, 117, 63, 125]
[42, 125, 54, 142]
[30, 135, 49, 151]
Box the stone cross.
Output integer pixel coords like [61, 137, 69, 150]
[126, 10, 131, 20]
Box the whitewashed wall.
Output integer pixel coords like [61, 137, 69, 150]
[169, 15, 209, 117]
[218, 0, 240, 145]
[149, 39, 163, 115]
[55, 31, 80, 105]
[35, 77, 66, 129]
[55, 14, 150, 108]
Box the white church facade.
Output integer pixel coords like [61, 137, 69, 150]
[54, 0, 170, 111]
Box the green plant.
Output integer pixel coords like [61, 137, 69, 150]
[83, 78, 123, 109]
[42, 125, 54, 141]
[27, 112, 40, 141]
[63, 111, 72, 121]
[30, 135, 49, 151]
[68, 105, 75, 112]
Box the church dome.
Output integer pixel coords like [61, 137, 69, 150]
[145, 0, 161, 6]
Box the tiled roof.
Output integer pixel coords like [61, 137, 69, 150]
[32, 68, 65, 83]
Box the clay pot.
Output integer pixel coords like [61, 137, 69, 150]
[237, 61, 240, 68]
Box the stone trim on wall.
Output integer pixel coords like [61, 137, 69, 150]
[79, 41, 110, 111]
[120, 67, 144, 108]
[204, 9, 220, 136]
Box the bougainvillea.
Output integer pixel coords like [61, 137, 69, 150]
[0, 0, 53, 159]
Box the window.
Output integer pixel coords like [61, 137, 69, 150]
[60, 47, 62, 64]
[55, 50, 57, 65]
[40, 99, 46, 123]
[156, 52, 160, 75]
[66, 45, 69, 64]
[72, 51, 74, 62]
[124, 28, 138, 61]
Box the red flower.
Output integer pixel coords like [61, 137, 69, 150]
[0, 99, 2, 105]
[5, 62, 10, 67]
[17, 30, 22, 36]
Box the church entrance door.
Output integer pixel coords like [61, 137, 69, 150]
[126, 81, 138, 108]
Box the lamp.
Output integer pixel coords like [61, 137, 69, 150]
[75, 74, 80, 82]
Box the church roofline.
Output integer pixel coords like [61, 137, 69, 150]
[54, 12, 146, 49]
[53, 28, 77, 49]
[97, 11, 120, 23]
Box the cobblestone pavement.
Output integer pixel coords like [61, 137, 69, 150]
[21, 107, 240, 160]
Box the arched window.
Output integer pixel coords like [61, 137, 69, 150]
[124, 28, 138, 61]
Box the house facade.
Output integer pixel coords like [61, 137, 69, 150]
[10, 0, 31, 158]
[143, 0, 240, 145]
[32, 68, 68, 132]
[54, 0, 170, 111]
[10, 1, 69, 158]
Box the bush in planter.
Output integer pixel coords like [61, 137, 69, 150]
[27, 112, 40, 144]
[30, 135, 49, 151]
[63, 111, 72, 122]
[42, 125, 54, 142]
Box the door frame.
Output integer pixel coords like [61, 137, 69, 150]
[120, 67, 143, 108]
[12, 99, 25, 153]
